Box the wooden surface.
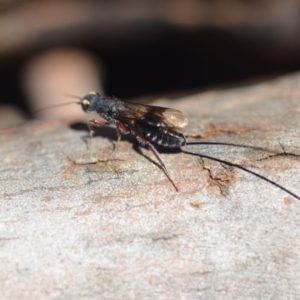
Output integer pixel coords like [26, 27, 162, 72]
[1, 73, 300, 299]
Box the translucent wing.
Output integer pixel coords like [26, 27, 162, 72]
[117, 102, 188, 129]
[159, 107, 188, 128]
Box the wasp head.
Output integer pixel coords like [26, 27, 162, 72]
[81, 91, 102, 113]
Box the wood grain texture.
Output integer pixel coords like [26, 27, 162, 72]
[1, 73, 300, 299]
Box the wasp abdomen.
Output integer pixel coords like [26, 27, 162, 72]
[137, 124, 186, 148]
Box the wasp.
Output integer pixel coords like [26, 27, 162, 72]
[31, 91, 300, 200]
[80, 91, 188, 191]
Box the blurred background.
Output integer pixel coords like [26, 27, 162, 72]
[1, 0, 300, 127]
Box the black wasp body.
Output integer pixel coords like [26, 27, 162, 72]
[81, 92, 187, 148]
[81, 91, 189, 191]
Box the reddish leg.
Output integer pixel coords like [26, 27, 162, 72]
[137, 134, 179, 192]
[116, 122, 130, 140]
[88, 119, 109, 151]
[88, 119, 109, 136]
[88, 120, 131, 159]
[107, 122, 130, 154]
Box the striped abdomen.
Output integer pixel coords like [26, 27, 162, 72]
[137, 123, 186, 148]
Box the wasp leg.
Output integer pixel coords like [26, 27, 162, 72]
[137, 134, 179, 192]
[103, 121, 130, 160]
[116, 121, 130, 141]
[88, 119, 109, 152]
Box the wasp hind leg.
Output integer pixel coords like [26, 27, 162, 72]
[137, 134, 179, 192]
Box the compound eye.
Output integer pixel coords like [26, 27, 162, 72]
[81, 99, 90, 111]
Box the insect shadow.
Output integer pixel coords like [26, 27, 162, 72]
[70, 121, 178, 162]
[70, 122, 136, 147]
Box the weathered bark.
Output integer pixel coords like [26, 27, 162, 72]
[1, 73, 300, 299]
